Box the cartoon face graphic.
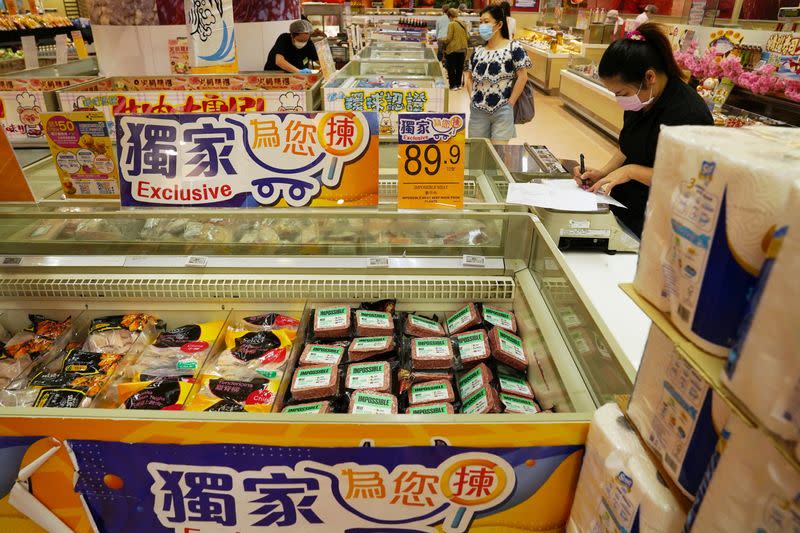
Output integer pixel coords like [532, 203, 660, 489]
[277, 91, 302, 112]
[16, 92, 41, 126]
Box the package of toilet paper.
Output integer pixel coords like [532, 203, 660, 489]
[634, 126, 800, 356]
[684, 415, 800, 533]
[723, 182, 800, 443]
[628, 325, 730, 500]
[568, 403, 687, 533]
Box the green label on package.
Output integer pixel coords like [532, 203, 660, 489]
[446, 305, 473, 333]
[256, 369, 280, 379]
[462, 388, 488, 414]
[176, 359, 198, 370]
[458, 366, 485, 398]
[283, 402, 326, 414]
[352, 392, 393, 414]
[357, 311, 392, 327]
[408, 403, 449, 415]
[316, 307, 349, 329]
[351, 337, 390, 350]
[409, 314, 442, 332]
[499, 373, 532, 396]
[414, 338, 450, 358]
[411, 382, 450, 404]
[456, 331, 488, 360]
[348, 363, 387, 389]
[294, 366, 332, 389]
[500, 393, 539, 413]
[498, 329, 525, 361]
[484, 307, 513, 330]
[305, 345, 344, 364]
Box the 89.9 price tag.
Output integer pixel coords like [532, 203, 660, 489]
[397, 113, 466, 210]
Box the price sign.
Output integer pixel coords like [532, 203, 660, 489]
[397, 113, 465, 210]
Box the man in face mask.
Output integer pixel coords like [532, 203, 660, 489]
[264, 19, 319, 73]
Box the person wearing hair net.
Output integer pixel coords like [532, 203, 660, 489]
[264, 19, 318, 73]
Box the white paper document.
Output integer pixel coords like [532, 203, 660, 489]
[506, 181, 627, 212]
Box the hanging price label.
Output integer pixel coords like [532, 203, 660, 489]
[397, 113, 465, 210]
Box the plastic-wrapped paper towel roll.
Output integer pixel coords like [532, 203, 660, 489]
[634, 126, 800, 355]
[568, 403, 686, 533]
[629, 325, 730, 500]
[723, 181, 800, 444]
[685, 415, 800, 532]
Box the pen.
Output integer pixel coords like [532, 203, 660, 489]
[579, 154, 588, 189]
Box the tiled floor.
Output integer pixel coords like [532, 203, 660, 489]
[449, 87, 618, 169]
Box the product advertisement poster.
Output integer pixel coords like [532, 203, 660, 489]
[315, 39, 337, 82]
[397, 113, 466, 210]
[116, 112, 380, 208]
[42, 111, 120, 198]
[0, 430, 585, 533]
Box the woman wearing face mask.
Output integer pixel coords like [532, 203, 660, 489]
[464, 5, 531, 142]
[264, 19, 318, 74]
[574, 23, 712, 238]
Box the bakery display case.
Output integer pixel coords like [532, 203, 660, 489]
[517, 27, 584, 94]
[559, 59, 623, 137]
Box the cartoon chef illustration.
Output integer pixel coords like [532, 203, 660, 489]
[16, 92, 43, 139]
[277, 91, 303, 112]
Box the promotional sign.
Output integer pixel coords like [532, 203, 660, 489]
[59, 74, 320, 138]
[314, 39, 336, 82]
[168, 38, 190, 74]
[71, 30, 89, 60]
[0, 77, 93, 144]
[42, 111, 119, 198]
[21, 36, 38, 71]
[0, 129, 35, 202]
[116, 112, 379, 208]
[397, 113, 465, 209]
[764, 32, 800, 80]
[185, 0, 238, 73]
[54, 34, 68, 64]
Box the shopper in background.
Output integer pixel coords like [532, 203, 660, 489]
[436, 6, 451, 62]
[633, 5, 657, 29]
[499, 1, 516, 39]
[574, 23, 712, 238]
[605, 9, 625, 40]
[441, 8, 469, 90]
[263, 19, 318, 73]
[464, 5, 531, 142]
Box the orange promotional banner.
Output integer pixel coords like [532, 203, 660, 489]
[397, 113, 466, 209]
[0, 128, 35, 202]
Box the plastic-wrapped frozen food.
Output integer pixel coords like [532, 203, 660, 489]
[126, 321, 225, 378]
[348, 336, 396, 362]
[212, 328, 295, 380]
[406, 402, 454, 414]
[185, 374, 282, 412]
[299, 344, 345, 367]
[314, 306, 351, 339]
[74, 219, 123, 241]
[500, 393, 541, 414]
[118, 377, 193, 410]
[489, 328, 528, 371]
[289, 365, 339, 402]
[408, 379, 455, 406]
[345, 361, 392, 393]
[354, 310, 394, 337]
[481, 305, 517, 333]
[239, 313, 300, 332]
[282, 400, 332, 414]
[446, 304, 481, 335]
[457, 363, 494, 400]
[452, 330, 491, 367]
[404, 314, 445, 337]
[238, 221, 281, 244]
[461, 385, 501, 414]
[0, 315, 72, 388]
[348, 390, 398, 414]
[83, 313, 161, 354]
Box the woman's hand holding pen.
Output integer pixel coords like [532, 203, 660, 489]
[572, 166, 605, 189]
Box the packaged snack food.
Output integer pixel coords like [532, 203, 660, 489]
[240, 313, 300, 332]
[489, 328, 528, 371]
[481, 305, 517, 333]
[457, 363, 494, 400]
[127, 321, 224, 377]
[314, 306, 351, 338]
[497, 371, 535, 399]
[185, 374, 281, 412]
[406, 402, 455, 414]
[348, 390, 398, 414]
[345, 361, 392, 392]
[411, 337, 454, 370]
[446, 303, 481, 335]
[404, 314, 445, 337]
[289, 365, 339, 401]
[452, 329, 491, 367]
[355, 310, 394, 337]
[348, 336, 395, 362]
[461, 385, 501, 414]
[299, 344, 345, 367]
[118, 377, 193, 410]
[500, 392, 541, 414]
[83, 313, 161, 354]
[408, 379, 455, 406]
[0, 315, 72, 388]
[282, 400, 332, 414]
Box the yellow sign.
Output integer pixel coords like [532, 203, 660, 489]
[70, 30, 89, 60]
[397, 113, 465, 209]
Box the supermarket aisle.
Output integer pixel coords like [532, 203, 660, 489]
[449, 87, 617, 166]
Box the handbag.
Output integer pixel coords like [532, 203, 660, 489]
[513, 79, 536, 125]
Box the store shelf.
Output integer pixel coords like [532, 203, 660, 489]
[620, 283, 800, 473]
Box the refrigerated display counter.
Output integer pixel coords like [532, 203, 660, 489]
[357, 42, 437, 62]
[0, 57, 99, 79]
[559, 64, 623, 138]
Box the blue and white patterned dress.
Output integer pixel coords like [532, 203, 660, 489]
[466, 41, 531, 113]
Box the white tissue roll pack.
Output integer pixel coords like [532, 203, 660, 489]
[628, 325, 730, 500]
[634, 126, 800, 356]
[723, 181, 800, 444]
[684, 415, 800, 532]
[567, 403, 686, 533]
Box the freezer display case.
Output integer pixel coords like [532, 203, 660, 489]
[559, 61, 623, 138]
[0, 209, 633, 532]
[356, 42, 437, 62]
[324, 60, 447, 135]
[0, 75, 99, 146]
[0, 57, 100, 79]
[56, 73, 324, 138]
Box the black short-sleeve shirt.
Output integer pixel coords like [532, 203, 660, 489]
[264, 33, 318, 71]
[611, 76, 713, 237]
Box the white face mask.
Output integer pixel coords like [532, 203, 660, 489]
[615, 80, 654, 111]
[293, 39, 307, 49]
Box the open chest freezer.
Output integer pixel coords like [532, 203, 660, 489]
[356, 42, 438, 62]
[0, 209, 633, 532]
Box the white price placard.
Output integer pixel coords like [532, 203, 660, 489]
[462, 254, 486, 268]
[367, 257, 390, 268]
[185, 256, 208, 267]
